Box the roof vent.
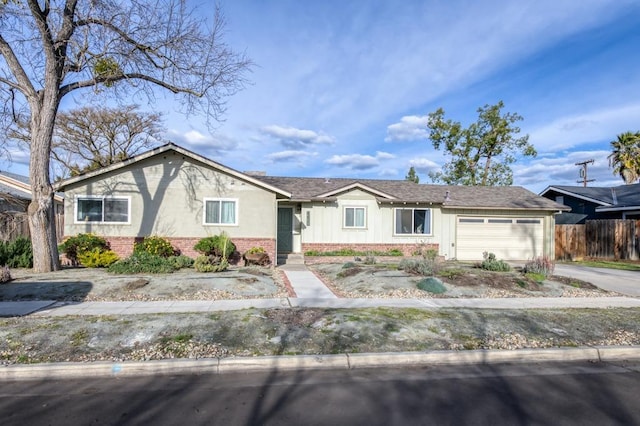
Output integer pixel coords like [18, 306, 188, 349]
[244, 171, 266, 176]
[324, 178, 330, 183]
[611, 188, 618, 205]
[444, 190, 451, 203]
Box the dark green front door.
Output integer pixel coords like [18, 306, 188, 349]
[277, 207, 293, 253]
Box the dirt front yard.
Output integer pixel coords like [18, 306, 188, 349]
[310, 262, 617, 299]
[1, 267, 289, 302]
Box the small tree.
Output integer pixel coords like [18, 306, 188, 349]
[405, 166, 420, 183]
[426, 101, 536, 186]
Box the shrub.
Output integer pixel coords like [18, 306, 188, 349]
[59, 233, 108, 263]
[108, 252, 176, 274]
[194, 255, 228, 273]
[386, 248, 404, 256]
[480, 252, 511, 272]
[77, 248, 119, 268]
[342, 262, 356, 269]
[134, 236, 175, 258]
[246, 246, 266, 255]
[523, 256, 555, 277]
[194, 233, 236, 258]
[364, 253, 377, 265]
[167, 255, 194, 269]
[398, 258, 433, 276]
[417, 277, 447, 294]
[0, 237, 33, 268]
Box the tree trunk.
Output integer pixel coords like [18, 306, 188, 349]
[28, 100, 61, 273]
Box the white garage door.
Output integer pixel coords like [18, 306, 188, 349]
[456, 216, 544, 261]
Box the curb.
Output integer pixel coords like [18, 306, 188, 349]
[2, 346, 639, 381]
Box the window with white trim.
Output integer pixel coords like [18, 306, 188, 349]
[204, 198, 237, 225]
[344, 206, 366, 228]
[395, 208, 431, 235]
[75, 196, 130, 223]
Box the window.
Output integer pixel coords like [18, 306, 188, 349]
[204, 198, 237, 225]
[516, 219, 541, 224]
[459, 218, 484, 223]
[344, 207, 366, 228]
[76, 196, 129, 223]
[395, 208, 431, 235]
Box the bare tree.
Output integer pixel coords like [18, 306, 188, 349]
[52, 105, 165, 178]
[0, 0, 252, 272]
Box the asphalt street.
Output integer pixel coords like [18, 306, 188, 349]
[2, 361, 640, 425]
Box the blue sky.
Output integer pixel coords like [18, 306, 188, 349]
[4, 0, 640, 193]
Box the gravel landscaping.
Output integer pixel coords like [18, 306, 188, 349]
[309, 262, 618, 299]
[1, 266, 289, 302]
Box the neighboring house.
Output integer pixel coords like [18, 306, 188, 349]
[56, 143, 568, 263]
[0, 171, 64, 214]
[540, 184, 640, 224]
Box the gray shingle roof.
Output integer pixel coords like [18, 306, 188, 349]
[546, 183, 640, 207]
[256, 176, 567, 211]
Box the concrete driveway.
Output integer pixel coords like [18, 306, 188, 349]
[555, 264, 640, 297]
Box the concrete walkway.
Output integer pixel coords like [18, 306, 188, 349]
[555, 264, 640, 297]
[0, 296, 637, 317]
[279, 264, 337, 298]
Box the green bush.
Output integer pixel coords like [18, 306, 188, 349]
[523, 256, 555, 277]
[167, 255, 194, 269]
[134, 236, 175, 258]
[398, 258, 433, 276]
[342, 262, 356, 269]
[108, 252, 176, 274]
[0, 237, 33, 268]
[480, 252, 511, 272]
[194, 233, 236, 258]
[246, 246, 266, 254]
[194, 255, 228, 273]
[417, 277, 447, 294]
[77, 248, 119, 268]
[59, 233, 108, 263]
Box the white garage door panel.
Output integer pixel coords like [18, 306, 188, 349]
[456, 217, 544, 261]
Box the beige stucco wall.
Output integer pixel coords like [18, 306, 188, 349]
[63, 152, 278, 239]
[299, 189, 442, 251]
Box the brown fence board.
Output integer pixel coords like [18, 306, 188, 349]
[556, 219, 639, 261]
[0, 212, 64, 243]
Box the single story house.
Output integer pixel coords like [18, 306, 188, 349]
[56, 143, 568, 263]
[540, 183, 640, 224]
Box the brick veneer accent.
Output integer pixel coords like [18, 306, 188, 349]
[104, 236, 276, 266]
[301, 243, 439, 257]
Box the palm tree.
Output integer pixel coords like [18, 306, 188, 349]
[608, 131, 640, 184]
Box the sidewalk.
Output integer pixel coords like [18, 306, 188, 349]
[0, 296, 638, 317]
[1, 263, 640, 317]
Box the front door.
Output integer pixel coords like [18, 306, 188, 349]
[277, 207, 293, 253]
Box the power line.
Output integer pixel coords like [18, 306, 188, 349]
[575, 159, 595, 187]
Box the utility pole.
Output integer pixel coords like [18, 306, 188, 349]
[575, 159, 595, 187]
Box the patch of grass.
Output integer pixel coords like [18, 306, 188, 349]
[525, 272, 546, 283]
[70, 329, 89, 347]
[438, 268, 465, 279]
[160, 333, 193, 344]
[568, 260, 640, 272]
[369, 307, 435, 321]
[516, 280, 528, 288]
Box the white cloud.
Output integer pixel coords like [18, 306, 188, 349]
[167, 129, 238, 154]
[526, 103, 640, 151]
[385, 115, 430, 142]
[408, 157, 440, 173]
[260, 125, 335, 148]
[325, 151, 397, 171]
[513, 150, 617, 192]
[267, 150, 316, 162]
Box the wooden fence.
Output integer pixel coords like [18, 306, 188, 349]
[0, 212, 64, 243]
[555, 219, 640, 261]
